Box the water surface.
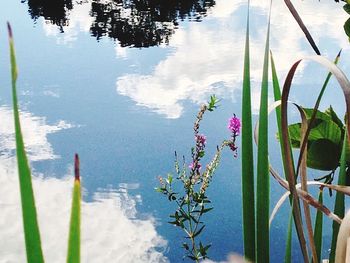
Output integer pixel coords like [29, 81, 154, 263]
[0, 0, 349, 262]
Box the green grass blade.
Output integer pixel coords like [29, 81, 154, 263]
[7, 22, 45, 263]
[67, 154, 81, 263]
[284, 210, 293, 263]
[256, 3, 271, 262]
[329, 129, 347, 262]
[241, 1, 255, 261]
[313, 190, 323, 263]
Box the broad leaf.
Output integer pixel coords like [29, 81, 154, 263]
[307, 139, 341, 170]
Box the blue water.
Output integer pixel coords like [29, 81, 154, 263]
[0, 0, 349, 262]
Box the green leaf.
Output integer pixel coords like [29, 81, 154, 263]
[200, 207, 213, 215]
[67, 154, 81, 263]
[288, 119, 342, 147]
[329, 130, 348, 262]
[302, 108, 332, 121]
[256, 2, 271, 262]
[344, 18, 350, 38]
[325, 106, 344, 130]
[192, 225, 205, 238]
[307, 139, 341, 170]
[241, 1, 256, 261]
[284, 211, 293, 263]
[7, 22, 44, 263]
[344, 3, 350, 14]
[313, 191, 323, 263]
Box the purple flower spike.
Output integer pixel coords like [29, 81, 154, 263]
[189, 161, 202, 170]
[195, 134, 207, 146]
[228, 115, 241, 135]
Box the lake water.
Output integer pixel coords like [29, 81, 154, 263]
[0, 0, 349, 262]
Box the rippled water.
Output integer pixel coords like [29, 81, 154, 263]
[0, 0, 349, 262]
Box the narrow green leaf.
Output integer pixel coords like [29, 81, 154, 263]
[329, 129, 348, 262]
[7, 22, 45, 263]
[256, 3, 271, 262]
[241, 1, 255, 261]
[192, 225, 205, 238]
[67, 154, 81, 263]
[284, 211, 293, 263]
[313, 190, 323, 263]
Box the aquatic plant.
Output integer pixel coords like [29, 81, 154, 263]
[6, 22, 81, 263]
[156, 95, 240, 262]
[240, 0, 350, 262]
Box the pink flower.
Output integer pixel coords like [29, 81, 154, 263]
[189, 161, 202, 170]
[195, 134, 206, 146]
[228, 115, 241, 135]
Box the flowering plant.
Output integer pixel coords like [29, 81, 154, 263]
[156, 95, 240, 262]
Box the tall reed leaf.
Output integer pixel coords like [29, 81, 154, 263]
[67, 154, 81, 263]
[313, 191, 323, 263]
[7, 22, 45, 263]
[284, 0, 321, 55]
[329, 129, 348, 262]
[256, 2, 271, 262]
[241, 0, 255, 261]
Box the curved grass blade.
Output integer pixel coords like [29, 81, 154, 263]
[284, 0, 321, 55]
[330, 128, 348, 262]
[297, 105, 318, 263]
[295, 50, 342, 178]
[241, 0, 255, 261]
[7, 22, 45, 263]
[281, 55, 350, 262]
[67, 154, 81, 263]
[271, 52, 296, 263]
[256, 2, 272, 262]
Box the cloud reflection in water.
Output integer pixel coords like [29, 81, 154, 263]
[0, 106, 168, 262]
[116, 0, 349, 118]
[40, 0, 349, 119]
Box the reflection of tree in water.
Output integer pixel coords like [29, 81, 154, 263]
[22, 0, 73, 33]
[22, 0, 215, 47]
[89, 0, 215, 47]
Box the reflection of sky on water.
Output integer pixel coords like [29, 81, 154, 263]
[116, 0, 349, 118]
[1, 0, 350, 262]
[39, 0, 350, 118]
[0, 107, 167, 262]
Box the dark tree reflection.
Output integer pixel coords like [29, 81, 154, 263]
[22, 0, 215, 47]
[22, 0, 73, 33]
[89, 0, 215, 47]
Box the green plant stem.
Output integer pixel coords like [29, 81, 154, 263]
[8, 22, 44, 263]
[241, 1, 255, 260]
